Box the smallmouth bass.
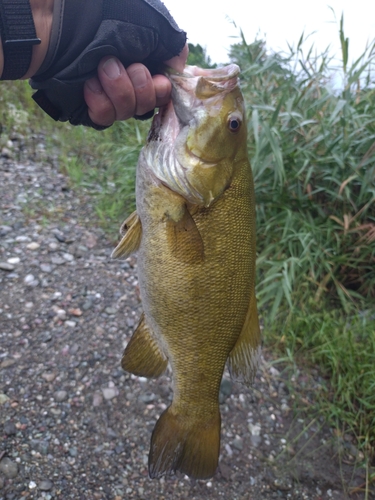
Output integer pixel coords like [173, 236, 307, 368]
[113, 64, 261, 479]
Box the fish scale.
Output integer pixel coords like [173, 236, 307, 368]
[113, 64, 261, 479]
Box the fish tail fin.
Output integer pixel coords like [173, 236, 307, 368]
[149, 406, 221, 480]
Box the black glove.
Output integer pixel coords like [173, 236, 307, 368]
[30, 0, 186, 129]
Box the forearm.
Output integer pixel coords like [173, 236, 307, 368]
[0, 0, 53, 79]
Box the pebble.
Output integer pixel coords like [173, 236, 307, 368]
[7, 257, 20, 264]
[139, 393, 155, 404]
[82, 299, 93, 310]
[232, 436, 244, 450]
[0, 394, 10, 405]
[51, 256, 65, 265]
[42, 372, 57, 382]
[39, 479, 53, 491]
[63, 252, 74, 262]
[15, 235, 30, 242]
[105, 307, 117, 315]
[0, 262, 15, 271]
[0, 225, 12, 236]
[27, 242, 40, 250]
[48, 242, 59, 251]
[102, 387, 119, 400]
[92, 392, 103, 407]
[0, 457, 18, 479]
[31, 440, 50, 455]
[40, 263, 52, 273]
[24, 274, 36, 285]
[3, 420, 17, 436]
[65, 320, 76, 328]
[56, 309, 67, 320]
[54, 390, 68, 402]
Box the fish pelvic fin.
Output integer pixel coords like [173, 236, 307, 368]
[112, 211, 142, 259]
[121, 313, 168, 378]
[149, 406, 221, 480]
[228, 291, 262, 385]
[166, 206, 204, 264]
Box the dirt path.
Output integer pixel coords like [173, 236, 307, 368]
[0, 137, 370, 499]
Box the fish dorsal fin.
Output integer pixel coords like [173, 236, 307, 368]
[122, 313, 168, 378]
[166, 206, 204, 264]
[228, 291, 261, 385]
[112, 211, 142, 259]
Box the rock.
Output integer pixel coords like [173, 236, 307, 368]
[232, 436, 244, 450]
[7, 257, 20, 265]
[40, 263, 52, 273]
[39, 479, 53, 491]
[0, 262, 15, 271]
[139, 393, 155, 404]
[24, 274, 36, 286]
[92, 392, 103, 407]
[0, 225, 12, 237]
[31, 440, 50, 455]
[0, 457, 18, 479]
[1, 147, 13, 158]
[42, 372, 57, 382]
[69, 447, 78, 457]
[52, 229, 66, 242]
[51, 256, 65, 265]
[105, 307, 117, 315]
[39, 331, 52, 343]
[65, 320, 76, 328]
[82, 299, 93, 311]
[102, 387, 119, 400]
[62, 253, 74, 262]
[220, 378, 232, 397]
[56, 309, 67, 320]
[3, 420, 17, 436]
[0, 359, 16, 369]
[54, 390, 68, 402]
[0, 394, 10, 405]
[27, 242, 40, 250]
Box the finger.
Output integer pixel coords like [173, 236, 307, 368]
[153, 74, 172, 108]
[97, 57, 137, 121]
[165, 43, 189, 72]
[126, 63, 156, 117]
[84, 76, 116, 127]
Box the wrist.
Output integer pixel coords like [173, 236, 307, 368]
[0, 0, 53, 79]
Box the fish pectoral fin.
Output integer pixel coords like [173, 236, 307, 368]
[166, 206, 204, 263]
[149, 406, 220, 480]
[228, 291, 262, 385]
[112, 211, 142, 259]
[121, 313, 168, 378]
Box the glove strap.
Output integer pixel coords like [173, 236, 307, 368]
[0, 0, 41, 80]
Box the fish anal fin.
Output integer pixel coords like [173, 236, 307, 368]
[166, 206, 204, 264]
[121, 313, 167, 378]
[228, 291, 262, 385]
[149, 406, 220, 480]
[112, 211, 142, 259]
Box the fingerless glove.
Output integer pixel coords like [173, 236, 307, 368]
[30, 0, 186, 129]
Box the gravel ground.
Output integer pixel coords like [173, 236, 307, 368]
[0, 135, 373, 499]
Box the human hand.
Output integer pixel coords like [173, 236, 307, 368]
[84, 44, 189, 127]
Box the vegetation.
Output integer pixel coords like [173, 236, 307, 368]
[0, 31, 374, 490]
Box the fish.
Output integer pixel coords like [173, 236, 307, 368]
[112, 64, 261, 480]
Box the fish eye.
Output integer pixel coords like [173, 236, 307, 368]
[228, 117, 241, 132]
